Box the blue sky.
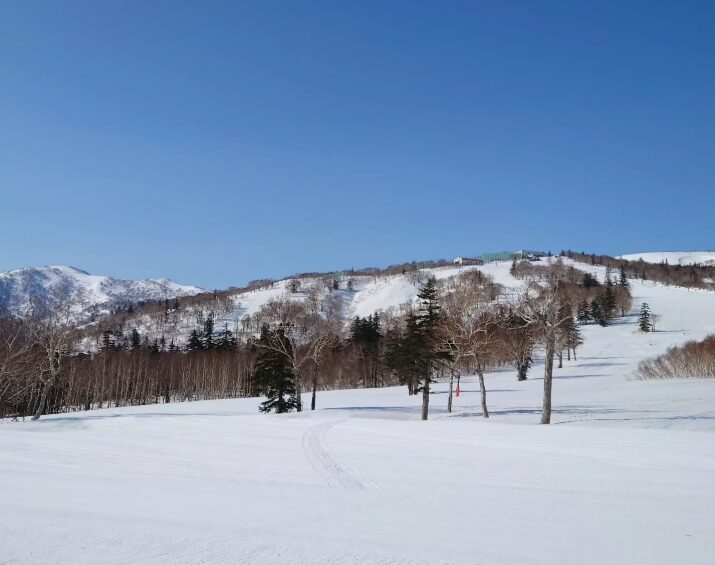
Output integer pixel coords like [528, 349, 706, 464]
[1, 1, 714, 289]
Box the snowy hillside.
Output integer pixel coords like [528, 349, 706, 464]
[96, 256, 715, 358]
[0, 265, 203, 316]
[107, 263, 513, 349]
[3, 256, 715, 563]
[620, 251, 715, 266]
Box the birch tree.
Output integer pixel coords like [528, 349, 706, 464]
[516, 264, 572, 424]
[28, 282, 87, 420]
[439, 274, 502, 417]
[254, 292, 338, 412]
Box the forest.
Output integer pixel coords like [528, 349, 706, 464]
[0, 256, 644, 423]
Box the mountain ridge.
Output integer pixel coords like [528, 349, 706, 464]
[0, 265, 203, 316]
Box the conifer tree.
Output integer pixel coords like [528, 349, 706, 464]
[130, 328, 141, 349]
[187, 329, 203, 351]
[567, 321, 583, 361]
[638, 303, 652, 332]
[203, 314, 215, 349]
[101, 329, 116, 351]
[590, 298, 606, 326]
[576, 300, 591, 325]
[582, 273, 600, 289]
[414, 276, 451, 420]
[215, 323, 238, 350]
[255, 325, 298, 413]
[603, 281, 617, 322]
[385, 313, 426, 396]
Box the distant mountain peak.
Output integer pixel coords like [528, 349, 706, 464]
[0, 265, 203, 316]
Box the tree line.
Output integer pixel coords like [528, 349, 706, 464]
[1, 259, 632, 423]
[564, 250, 715, 289]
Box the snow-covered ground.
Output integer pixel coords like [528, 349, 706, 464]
[620, 251, 715, 266]
[2, 258, 715, 564]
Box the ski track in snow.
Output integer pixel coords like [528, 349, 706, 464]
[302, 420, 379, 490]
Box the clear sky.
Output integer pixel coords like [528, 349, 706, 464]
[1, 1, 714, 289]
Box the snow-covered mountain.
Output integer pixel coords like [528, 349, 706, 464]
[619, 251, 715, 266]
[0, 265, 203, 316]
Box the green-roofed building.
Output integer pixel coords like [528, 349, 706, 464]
[478, 250, 546, 263]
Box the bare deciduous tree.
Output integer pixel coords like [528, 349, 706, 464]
[515, 263, 572, 424]
[27, 283, 87, 420]
[254, 290, 341, 412]
[439, 274, 502, 418]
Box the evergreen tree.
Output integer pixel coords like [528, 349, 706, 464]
[602, 281, 617, 322]
[414, 276, 451, 420]
[187, 329, 204, 351]
[215, 323, 238, 350]
[255, 325, 298, 413]
[638, 303, 652, 332]
[159, 335, 166, 352]
[203, 314, 215, 349]
[581, 272, 600, 289]
[130, 328, 141, 349]
[566, 319, 583, 360]
[591, 297, 607, 326]
[384, 313, 427, 396]
[350, 314, 383, 387]
[619, 266, 630, 289]
[101, 329, 116, 351]
[576, 300, 591, 325]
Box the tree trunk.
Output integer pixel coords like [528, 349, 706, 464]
[310, 367, 318, 411]
[447, 372, 454, 413]
[295, 371, 302, 412]
[541, 332, 555, 424]
[517, 361, 528, 381]
[421, 373, 429, 421]
[573, 347, 577, 361]
[477, 367, 489, 418]
[558, 348, 563, 369]
[32, 376, 55, 421]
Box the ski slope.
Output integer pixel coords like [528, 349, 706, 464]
[3, 258, 715, 564]
[620, 251, 715, 266]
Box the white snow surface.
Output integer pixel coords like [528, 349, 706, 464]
[0, 265, 203, 316]
[3, 258, 715, 564]
[619, 251, 715, 266]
